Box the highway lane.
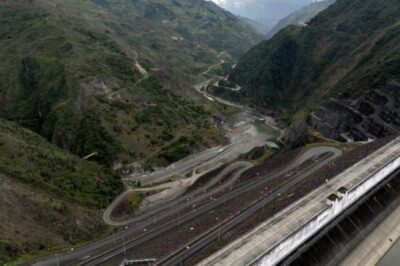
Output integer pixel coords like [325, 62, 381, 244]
[157, 149, 342, 265]
[80, 148, 341, 265]
[33, 146, 341, 266]
[106, 147, 341, 232]
[201, 137, 400, 266]
[103, 161, 253, 226]
[165, 146, 342, 220]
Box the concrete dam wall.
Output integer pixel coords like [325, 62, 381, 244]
[253, 149, 400, 266]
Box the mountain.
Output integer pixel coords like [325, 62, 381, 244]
[221, 0, 400, 141]
[240, 16, 274, 36]
[0, 118, 121, 264]
[267, 0, 336, 38]
[0, 0, 262, 168]
[211, 0, 326, 23]
[0, 0, 263, 262]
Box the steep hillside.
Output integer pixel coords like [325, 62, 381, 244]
[0, 118, 121, 263]
[224, 0, 400, 141]
[267, 0, 336, 38]
[0, 0, 261, 168]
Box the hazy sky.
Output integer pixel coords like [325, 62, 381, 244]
[211, 0, 319, 20]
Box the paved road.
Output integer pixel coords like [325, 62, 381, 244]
[125, 130, 268, 187]
[193, 79, 282, 134]
[194, 79, 253, 113]
[32, 146, 341, 266]
[200, 137, 400, 266]
[157, 148, 342, 265]
[107, 147, 340, 229]
[103, 161, 253, 226]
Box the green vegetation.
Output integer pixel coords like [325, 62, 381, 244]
[0, 0, 260, 168]
[158, 136, 199, 164]
[229, 0, 400, 122]
[0, 0, 261, 263]
[0, 118, 123, 264]
[110, 0, 263, 59]
[74, 115, 124, 166]
[110, 192, 145, 221]
[131, 77, 225, 168]
[125, 192, 144, 212]
[0, 118, 122, 207]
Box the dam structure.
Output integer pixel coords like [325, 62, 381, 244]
[199, 137, 400, 266]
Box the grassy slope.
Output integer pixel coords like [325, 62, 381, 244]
[0, 0, 261, 167]
[0, 118, 122, 207]
[229, 0, 400, 121]
[0, 118, 122, 263]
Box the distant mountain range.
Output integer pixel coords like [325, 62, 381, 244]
[238, 0, 335, 38]
[240, 16, 275, 35]
[211, 0, 325, 22]
[267, 0, 336, 38]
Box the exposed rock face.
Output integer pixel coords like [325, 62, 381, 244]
[308, 78, 400, 142]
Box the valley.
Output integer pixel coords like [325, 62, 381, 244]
[2, 0, 400, 265]
[0, 0, 264, 263]
[220, 0, 400, 140]
[0, 0, 263, 169]
[29, 44, 360, 265]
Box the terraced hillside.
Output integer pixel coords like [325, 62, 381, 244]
[0, 0, 262, 168]
[309, 77, 400, 142]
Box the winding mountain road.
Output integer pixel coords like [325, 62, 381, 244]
[32, 146, 342, 266]
[31, 52, 342, 266]
[157, 149, 342, 266]
[103, 161, 253, 226]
